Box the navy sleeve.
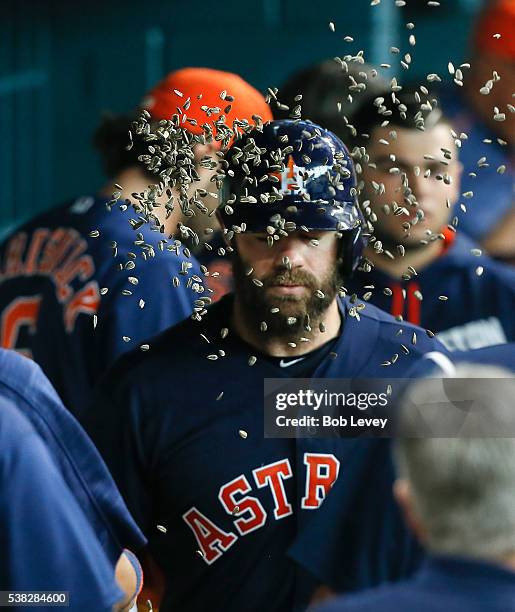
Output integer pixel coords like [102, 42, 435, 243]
[0, 399, 123, 610]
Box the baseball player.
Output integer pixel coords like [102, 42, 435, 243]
[0, 67, 271, 418]
[85, 120, 448, 612]
[342, 86, 515, 351]
[0, 395, 125, 611]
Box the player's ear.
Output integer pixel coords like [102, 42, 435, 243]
[216, 211, 233, 250]
[393, 479, 427, 544]
[194, 140, 221, 162]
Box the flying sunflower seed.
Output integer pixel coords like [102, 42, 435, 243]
[239, 429, 248, 439]
[438, 295, 448, 301]
[248, 356, 257, 366]
[476, 266, 484, 276]
[157, 525, 167, 534]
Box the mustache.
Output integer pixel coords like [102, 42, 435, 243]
[261, 269, 319, 289]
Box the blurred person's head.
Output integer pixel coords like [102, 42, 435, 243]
[350, 86, 462, 254]
[395, 364, 515, 563]
[466, 0, 515, 145]
[94, 67, 272, 237]
[276, 59, 387, 137]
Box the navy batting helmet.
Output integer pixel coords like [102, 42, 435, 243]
[218, 119, 367, 275]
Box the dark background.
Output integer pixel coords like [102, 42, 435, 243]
[0, 0, 485, 237]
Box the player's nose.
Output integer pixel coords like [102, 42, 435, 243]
[271, 235, 306, 268]
[408, 171, 432, 202]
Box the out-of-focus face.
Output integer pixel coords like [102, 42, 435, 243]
[232, 230, 342, 335]
[472, 53, 515, 145]
[361, 123, 461, 248]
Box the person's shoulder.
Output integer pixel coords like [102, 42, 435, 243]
[101, 296, 231, 385]
[315, 581, 415, 612]
[348, 299, 448, 369]
[431, 233, 515, 286]
[0, 349, 54, 398]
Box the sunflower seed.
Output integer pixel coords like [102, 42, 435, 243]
[157, 525, 167, 534]
[239, 429, 248, 439]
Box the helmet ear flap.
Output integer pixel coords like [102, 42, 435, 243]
[338, 227, 366, 278]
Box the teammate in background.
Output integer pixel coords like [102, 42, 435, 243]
[316, 366, 515, 612]
[0, 67, 271, 418]
[0, 347, 146, 609]
[85, 120, 447, 612]
[438, 0, 514, 261]
[343, 86, 515, 351]
[275, 59, 387, 128]
[0, 395, 128, 611]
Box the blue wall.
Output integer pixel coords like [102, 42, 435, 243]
[0, 0, 484, 236]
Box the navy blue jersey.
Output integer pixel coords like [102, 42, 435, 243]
[315, 555, 515, 612]
[405, 343, 515, 378]
[438, 87, 514, 244]
[0, 348, 146, 565]
[85, 294, 446, 612]
[0, 195, 203, 417]
[0, 396, 123, 610]
[346, 232, 515, 351]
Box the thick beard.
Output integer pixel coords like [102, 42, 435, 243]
[232, 253, 343, 339]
